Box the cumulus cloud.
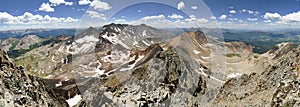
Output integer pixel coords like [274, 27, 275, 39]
[263, 11, 300, 24]
[280, 11, 300, 23]
[228, 18, 238, 21]
[168, 14, 183, 19]
[191, 6, 198, 10]
[177, 2, 185, 10]
[64, 17, 78, 22]
[78, 0, 91, 5]
[39, 3, 55, 12]
[185, 15, 208, 23]
[49, 0, 73, 6]
[90, 0, 112, 11]
[0, 12, 15, 22]
[114, 19, 126, 22]
[229, 10, 236, 14]
[219, 15, 227, 20]
[210, 16, 216, 20]
[263, 12, 281, 20]
[241, 9, 259, 15]
[86, 10, 106, 20]
[264, 20, 272, 23]
[141, 15, 165, 21]
[247, 18, 258, 21]
[0, 12, 78, 25]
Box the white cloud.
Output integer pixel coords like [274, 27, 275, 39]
[219, 15, 227, 20]
[110, 15, 216, 28]
[247, 18, 258, 21]
[39, 3, 55, 12]
[141, 15, 165, 21]
[280, 11, 300, 23]
[263, 11, 300, 24]
[138, 10, 141, 12]
[49, 0, 73, 6]
[264, 20, 272, 23]
[177, 2, 185, 10]
[241, 9, 259, 15]
[0, 12, 78, 25]
[168, 14, 183, 19]
[248, 10, 254, 14]
[229, 10, 236, 14]
[86, 11, 106, 20]
[115, 19, 126, 22]
[210, 16, 216, 20]
[263, 12, 281, 20]
[90, 0, 112, 11]
[228, 18, 238, 21]
[0, 12, 15, 22]
[191, 6, 198, 10]
[78, 0, 91, 5]
[242, 9, 247, 13]
[185, 15, 208, 23]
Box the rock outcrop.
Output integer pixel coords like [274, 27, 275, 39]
[212, 45, 300, 106]
[76, 44, 215, 106]
[0, 49, 68, 106]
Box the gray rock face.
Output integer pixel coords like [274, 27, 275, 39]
[271, 80, 300, 107]
[212, 45, 300, 106]
[0, 49, 68, 106]
[75, 44, 217, 106]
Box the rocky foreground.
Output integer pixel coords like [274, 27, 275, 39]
[0, 49, 68, 106]
[213, 44, 300, 106]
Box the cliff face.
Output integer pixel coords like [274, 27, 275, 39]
[0, 49, 68, 106]
[212, 45, 300, 106]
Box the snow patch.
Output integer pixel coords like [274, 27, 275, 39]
[227, 73, 243, 79]
[142, 30, 147, 36]
[51, 55, 56, 62]
[102, 50, 130, 63]
[66, 95, 82, 107]
[58, 45, 65, 52]
[44, 75, 53, 78]
[142, 40, 150, 46]
[119, 55, 144, 71]
[73, 42, 95, 54]
[193, 50, 201, 54]
[102, 33, 130, 49]
[55, 82, 62, 87]
[75, 35, 99, 44]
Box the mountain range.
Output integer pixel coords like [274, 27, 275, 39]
[0, 23, 300, 106]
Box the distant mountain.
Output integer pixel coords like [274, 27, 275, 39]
[0, 34, 46, 58]
[223, 30, 300, 53]
[0, 28, 76, 39]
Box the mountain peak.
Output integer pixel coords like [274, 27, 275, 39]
[264, 42, 297, 59]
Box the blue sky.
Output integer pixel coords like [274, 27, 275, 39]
[1, 0, 300, 30]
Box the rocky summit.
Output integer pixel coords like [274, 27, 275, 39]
[0, 49, 68, 106]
